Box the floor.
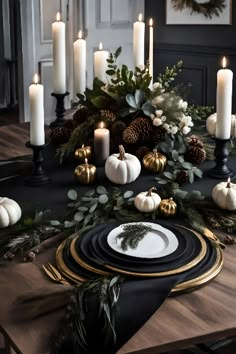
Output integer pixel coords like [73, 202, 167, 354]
[0, 118, 236, 354]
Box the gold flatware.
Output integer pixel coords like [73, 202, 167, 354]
[42, 263, 70, 285]
[203, 228, 226, 249]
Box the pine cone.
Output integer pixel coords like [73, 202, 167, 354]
[151, 126, 166, 145]
[187, 135, 204, 148]
[110, 121, 126, 136]
[122, 117, 152, 144]
[185, 146, 206, 164]
[176, 170, 188, 185]
[135, 146, 150, 161]
[63, 118, 75, 130]
[50, 127, 72, 145]
[73, 106, 89, 124]
[100, 109, 117, 124]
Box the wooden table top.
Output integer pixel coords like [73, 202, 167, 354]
[0, 123, 236, 354]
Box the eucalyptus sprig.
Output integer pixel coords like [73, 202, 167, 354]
[156, 61, 183, 91]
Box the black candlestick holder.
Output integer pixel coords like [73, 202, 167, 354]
[25, 141, 50, 186]
[207, 138, 234, 179]
[50, 91, 69, 128]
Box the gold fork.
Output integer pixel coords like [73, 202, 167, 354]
[42, 263, 70, 285]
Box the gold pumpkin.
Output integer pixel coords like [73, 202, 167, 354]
[159, 198, 177, 217]
[74, 159, 96, 184]
[142, 149, 167, 173]
[74, 145, 92, 162]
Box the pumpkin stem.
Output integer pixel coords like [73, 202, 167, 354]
[227, 181, 231, 188]
[84, 158, 88, 165]
[169, 197, 173, 201]
[146, 187, 157, 196]
[118, 145, 126, 160]
[82, 144, 84, 148]
[153, 149, 158, 157]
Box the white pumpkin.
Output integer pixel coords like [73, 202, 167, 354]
[134, 187, 161, 212]
[212, 179, 236, 211]
[206, 113, 236, 137]
[0, 197, 22, 228]
[105, 145, 141, 184]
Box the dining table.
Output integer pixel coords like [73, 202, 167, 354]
[0, 123, 236, 354]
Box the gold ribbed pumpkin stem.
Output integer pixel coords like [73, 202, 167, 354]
[118, 145, 126, 160]
[153, 149, 158, 158]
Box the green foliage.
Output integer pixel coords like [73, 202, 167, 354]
[156, 61, 183, 91]
[117, 223, 153, 251]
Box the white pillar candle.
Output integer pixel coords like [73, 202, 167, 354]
[94, 122, 110, 166]
[29, 74, 45, 146]
[94, 43, 109, 82]
[216, 57, 233, 140]
[73, 30, 86, 95]
[52, 12, 66, 93]
[149, 18, 153, 83]
[133, 13, 145, 69]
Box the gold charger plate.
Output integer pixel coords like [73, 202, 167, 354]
[55, 236, 224, 294]
[69, 226, 207, 278]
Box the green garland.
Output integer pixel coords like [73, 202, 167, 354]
[171, 0, 226, 19]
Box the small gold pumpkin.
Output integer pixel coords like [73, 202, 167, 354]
[159, 198, 177, 217]
[74, 158, 96, 184]
[142, 149, 167, 173]
[74, 145, 92, 162]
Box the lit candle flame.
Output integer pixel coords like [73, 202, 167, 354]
[78, 30, 82, 39]
[81, 144, 84, 148]
[99, 121, 105, 129]
[56, 12, 61, 21]
[99, 42, 103, 50]
[149, 18, 153, 26]
[138, 13, 142, 22]
[222, 56, 227, 69]
[33, 73, 39, 84]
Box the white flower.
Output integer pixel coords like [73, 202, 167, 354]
[152, 96, 164, 106]
[181, 115, 193, 127]
[182, 101, 188, 110]
[153, 118, 162, 127]
[178, 99, 184, 109]
[150, 114, 155, 120]
[155, 110, 163, 117]
[163, 123, 170, 130]
[161, 115, 167, 122]
[182, 126, 191, 135]
[153, 82, 162, 89]
[171, 126, 178, 135]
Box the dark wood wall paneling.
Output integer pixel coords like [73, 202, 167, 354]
[145, 0, 236, 112]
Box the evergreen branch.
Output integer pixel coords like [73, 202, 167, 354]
[117, 224, 153, 251]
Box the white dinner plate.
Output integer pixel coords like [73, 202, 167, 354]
[107, 222, 179, 259]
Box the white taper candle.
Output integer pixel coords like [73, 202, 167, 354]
[29, 74, 45, 146]
[52, 12, 66, 93]
[216, 57, 233, 140]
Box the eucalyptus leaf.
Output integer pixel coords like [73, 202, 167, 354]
[178, 156, 185, 163]
[81, 197, 93, 202]
[158, 180, 168, 184]
[50, 220, 61, 226]
[67, 203, 76, 208]
[74, 212, 84, 222]
[96, 186, 108, 194]
[123, 191, 134, 199]
[182, 162, 193, 170]
[98, 194, 109, 204]
[173, 190, 188, 199]
[116, 197, 124, 207]
[163, 172, 174, 180]
[64, 220, 76, 228]
[89, 203, 98, 213]
[172, 150, 179, 161]
[135, 89, 145, 106]
[193, 168, 203, 178]
[84, 189, 95, 197]
[167, 161, 175, 167]
[126, 94, 137, 109]
[78, 206, 89, 212]
[67, 189, 78, 201]
[188, 170, 194, 184]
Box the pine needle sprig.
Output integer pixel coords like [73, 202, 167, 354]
[117, 224, 153, 251]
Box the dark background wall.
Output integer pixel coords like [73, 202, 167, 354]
[145, 0, 236, 112]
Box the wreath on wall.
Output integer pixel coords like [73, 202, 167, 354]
[171, 0, 226, 19]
